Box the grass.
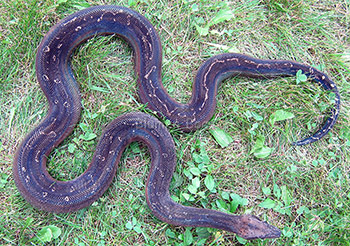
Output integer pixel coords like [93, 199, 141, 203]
[1, 0, 349, 245]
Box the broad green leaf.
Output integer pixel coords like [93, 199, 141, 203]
[166, 229, 176, 238]
[164, 119, 171, 126]
[189, 167, 201, 176]
[253, 146, 273, 159]
[262, 187, 271, 196]
[296, 69, 307, 84]
[133, 225, 142, 234]
[182, 193, 191, 201]
[251, 111, 263, 121]
[36, 226, 61, 242]
[248, 122, 259, 134]
[210, 9, 234, 26]
[192, 177, 200, 188]
[47, 226, 61, 240]
[216, 200, 229, 211]
[273, 201, 287, 214]
[288, 164, 298, 173]
[79, 123, 89, 132]
[230, 193, 248, 207]
[36, 228, 52, 242]
[187, 184, 197, 194]
[269, 109, 295, 125]
[244, 110, 253, 119]
[183, 169, 193, 179]
[72, 137, 79, 145]
[258, 198, 277, 209]
[281, 185, 292, 207]
[296, 205, 310, 215]
[195, 24, 209, 36]
[236, 236, 248, 244]
[68, 143, 76, 153]
[204, 175, 215, 191]
[192, 143, 210, 164]
[170, 172, 183, 190]
[196, 238, 208, 246]
[125, 221, 133, 230]
[221, 191, 230, 200]
[252, 135, 265, 150]
[196, 227, 210, 238]
[195, 8, 234, 36]
[191, 3, 199, 11]
[197, 191, 206, 198]
[184, 228, 194, 246]
[79, 132, 97, 141]
[209, 127, 233, 148]
[230, 193, 248, 212]
[251, 135, 273, 158]
[128, 0, 137, 7]
[188, 178, 200, 194]
[0, 173, 9, 188]
[273, 184, 281, 199]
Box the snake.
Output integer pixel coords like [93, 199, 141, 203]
[13, 5, 340, 240]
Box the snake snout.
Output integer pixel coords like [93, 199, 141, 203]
[235, 214, 281, 240]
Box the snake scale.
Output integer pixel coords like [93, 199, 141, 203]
[13, 5, 340, 240]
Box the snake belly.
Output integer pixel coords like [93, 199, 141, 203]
[13, 5, 341, 239]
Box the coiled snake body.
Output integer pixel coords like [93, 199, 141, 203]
[13, 5, 340, 240]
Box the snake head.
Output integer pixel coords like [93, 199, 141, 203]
[235, 214, 281, 240]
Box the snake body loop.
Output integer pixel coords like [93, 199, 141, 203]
[14, 5, 340, 240]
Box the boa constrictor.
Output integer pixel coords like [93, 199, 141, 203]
[13, 5, 340, 240]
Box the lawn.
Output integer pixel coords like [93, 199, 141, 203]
[0, 0, 349, 245]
